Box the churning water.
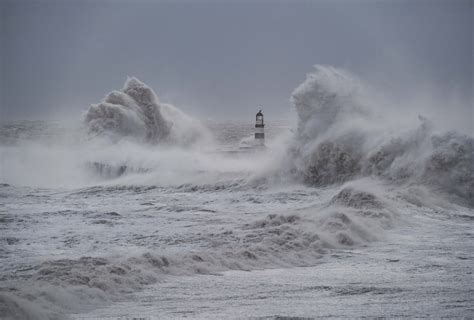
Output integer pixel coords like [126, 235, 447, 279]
[1, 66, 473, 319]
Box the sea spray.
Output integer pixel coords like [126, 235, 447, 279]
[1, 66, 472, 319]
[84, 77, 211, 146]
[288, 65, 474, 206]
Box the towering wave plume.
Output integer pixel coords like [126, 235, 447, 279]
[289, 65, 474, 206]
[84, 77, 210, 145]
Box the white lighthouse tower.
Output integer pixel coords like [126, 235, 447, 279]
[255, 110, 265, 146]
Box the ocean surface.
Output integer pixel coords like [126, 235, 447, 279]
[1, 67, 473, 319]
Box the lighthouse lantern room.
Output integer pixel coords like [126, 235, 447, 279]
[255, 109, 265, 146]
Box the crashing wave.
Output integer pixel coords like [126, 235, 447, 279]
[0, 182, 396, 319]
[84, 77, 211, 145]
[329, 186, 384, 209]
[289, 65, 474, 206]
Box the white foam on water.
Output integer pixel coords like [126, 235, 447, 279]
[1, 67, 472, 319]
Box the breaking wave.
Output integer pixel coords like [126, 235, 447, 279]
[288, 65, 474, 206]
[0, 182, 395, 319]
[84, 77, 211, 146]
[1, 65, 472, 318]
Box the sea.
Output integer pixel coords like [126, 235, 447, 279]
[1, 66, 473, 319]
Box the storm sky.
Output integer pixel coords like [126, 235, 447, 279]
[1, 0, 472, 124]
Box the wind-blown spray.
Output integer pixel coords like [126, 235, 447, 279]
[288, 65, 474, 205]
[84, 77, 211, 146]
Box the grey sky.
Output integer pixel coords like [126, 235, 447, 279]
[1, 0, 472, 122]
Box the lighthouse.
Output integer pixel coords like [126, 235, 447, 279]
[255, 110, 265, 146]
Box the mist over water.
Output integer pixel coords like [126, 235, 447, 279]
[1, 66, 473, 319]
